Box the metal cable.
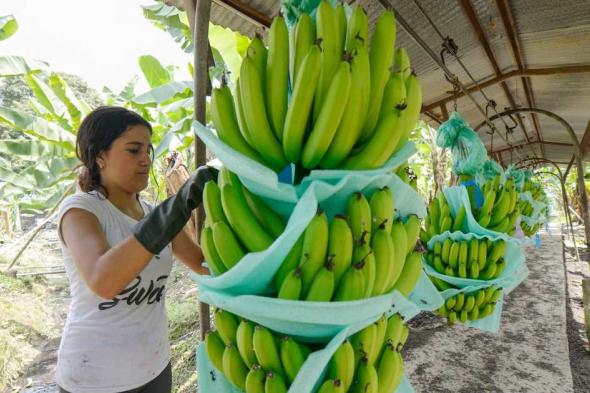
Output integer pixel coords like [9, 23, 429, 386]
[410, 0, 514, 131]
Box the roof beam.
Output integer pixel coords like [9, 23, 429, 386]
[440, 104, 449, 121]
[424, 111, 443, 125]
[214, 0, 272, 27]
[458, 0, 532, 147]
[565, 118, 590, 176]
[421, 65, 590, 112]
[495, 0, 545, 158]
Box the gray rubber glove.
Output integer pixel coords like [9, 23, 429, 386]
[133, 165, 219, 254]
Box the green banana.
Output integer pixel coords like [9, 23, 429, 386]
[200, 226, 227, 276]
[494, 259, 506, 278]
[387, 220, 408, 291]
[478, 241, 488, 270]
[452, 205, 466, 232]
[441, 238, 452, 265]
[394, 48, 411, 80]
[391, 251, 423, 296]
[403, 215, 421, 255]
[247, 35, 267, 86]
[480, 189, 496, 217]
[236, 319, 257, 368]
[370, 314, 388, 365]
[299, 210, 329, 294]
[469, 262, 480, 279]
[377, 342, 404, 393]
[212, 221, 246, 270]
[327, 340, 355, 392]
[305, 258, 336, 301]
[277, 267, 302, 300]
[361, 251, 377, 298]
[273, 235, 304, 291]
[223, 344, 249, 390]
[242, 187, 285, 238]
[335, 3, 346, 54]
[203, 180, 228, 226]
[346, 5, 368, 51]
[433, 255, 445, 274]
[487, 240, 506, 265]
[446, 296, 457, 310]
[253, 325, 285, 379]
[334, 260, 367, 301]
[360, 10, 396, 142]
[369, 186, 394, 235]
[320, 45, 370, 169]
[371, 225, 396, 296]
[265, 16, 289, 141]
[347, 192, 372, 243]
[431, 275, 453, 291]
[290, 13, 315, 87]
[448, 241, 460, 269]
[383, 313, 404, 351]
[396, 73, 422, 152]
[280, 336, 307, 384]
[313, 1, 340, 121]
[215, 309, 239, 345]
[341, 110, 403, 170]
[454, 293, 465, 310]
[448, 311, 457, 325]
[459, 241, 468, 266]
[463, 295, 476, 312]
[264, 371, 287, 393]
[234, 78, 255, 148]
[302, 61, 352, 169]
[468, 238, 479, 264]
[490, 188, 511, 225]
[239, 56, 287, 170]
[245, 364, 266, 393]
[221, 183, 273, 252]
[318, 379, 344, 393]
[283, 44, 321, 163]
[475, 289, 486, 307]
[329, 215, 354, 287]
[378, 72, 407, 123]
[352, 359, 379, 393]
[479, 262, 497, 280]
[211, 85, 267, 166]
[351, 323, 377, 367]
[205, 331, 225, 372]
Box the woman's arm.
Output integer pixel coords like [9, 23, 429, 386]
[60, 208, 154, 299]
[171, 229, 208, 275]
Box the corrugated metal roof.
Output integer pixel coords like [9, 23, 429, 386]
[182, 0, 590, 166]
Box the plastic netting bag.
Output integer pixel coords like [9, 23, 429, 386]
[196, 311, 415, 393]
[438, 285, 505, 333]
[280, 0, 344, 29]
[442, 186, 533, 246]
[475, 159, 504, 187]
[194, 121, 421, 218]
[424, 231, 528, 295]
[436, 112, 488, 176]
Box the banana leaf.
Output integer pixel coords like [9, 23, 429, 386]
[0, 15, 18, 40]
[139, 55, 172, 89]
[0, 106, 75, 148]
[0, 55, 48, 76]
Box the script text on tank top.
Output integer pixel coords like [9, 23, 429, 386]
[98, 274, 168, 310]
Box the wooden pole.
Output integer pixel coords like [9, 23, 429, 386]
[190, 0, 213, 341]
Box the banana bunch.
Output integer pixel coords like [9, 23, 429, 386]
[209, 2, 423, 174]
[274, 189, 424, 301]
[425, 238, 507, 281]
[421, 191, 467, 242]
[201, 167, 287, 276]
[321, 313, 408, 392]
[518, 198, 535, 217]
[434, 286, 502, 325]
[461, 174, 520, 235]
[520, 221, 542, 237]
[206, 309, 313, 392]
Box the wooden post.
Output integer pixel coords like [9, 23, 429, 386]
[583, 279, 590, 351]
[1, 208, 12, 237]
[189, 0, 213, 341]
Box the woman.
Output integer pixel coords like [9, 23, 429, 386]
[56, 106, 217, 392]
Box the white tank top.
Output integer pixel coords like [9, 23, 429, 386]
[55, 191, 173, 393]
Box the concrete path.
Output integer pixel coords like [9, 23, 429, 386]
[404, 226, 574, 393]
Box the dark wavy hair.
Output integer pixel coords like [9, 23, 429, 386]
[76, 106, 152, 197]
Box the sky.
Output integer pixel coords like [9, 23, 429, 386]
[1, 0, 193, 94]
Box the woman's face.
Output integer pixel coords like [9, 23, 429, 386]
[96, 125, 153, 194]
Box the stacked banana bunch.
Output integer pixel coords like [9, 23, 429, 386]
[201, 168, 287, 276]
[520, 221, 542, 237]
[434, 286, 502, 325]
[421, 191, 467, 242]
[320, 313, 408, 392]
[210, 1, 422, 173]
[274, 188, 423, 301]
[425, 238, 507, 282]
[206, 309, 312, 392]
[462, 175, 520, 235]
[519, 179, 549, 236]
